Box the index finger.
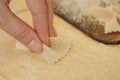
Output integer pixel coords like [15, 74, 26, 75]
[26, 0, 50, 46]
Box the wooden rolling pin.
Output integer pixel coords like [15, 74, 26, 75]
[54, 0, 120, 44]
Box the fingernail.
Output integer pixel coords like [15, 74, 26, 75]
[27, 40, 42, 52]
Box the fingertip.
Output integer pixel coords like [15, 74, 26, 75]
[40, 35, 50, 47]
[27, 39, 43, 52]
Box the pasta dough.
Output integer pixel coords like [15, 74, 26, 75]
[16, 37, 72, 63]
[16, 41, 29, 51]
[89, 6, 120, 34]
[54, 0, 120, 44]
[105, 16, 120, 33]
[41, 37, 72, 63]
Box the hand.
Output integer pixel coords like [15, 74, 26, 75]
[0, 0, 56, 52]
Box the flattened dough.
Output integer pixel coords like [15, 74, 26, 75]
[89, 7, 114, 22]
[41, 37, 72, 63]
[16, 37, 72, 63]
[105, 16, 120, 33]
[89, 6, 120, 34]
[16, 41, 29, 51]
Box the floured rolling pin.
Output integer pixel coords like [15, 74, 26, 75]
[54, 0, 120, 44]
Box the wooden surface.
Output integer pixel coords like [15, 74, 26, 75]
[0, 0, 120, 80]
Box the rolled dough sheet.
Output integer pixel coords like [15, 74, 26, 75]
[55, 0, 120, 34]
[105, 16, 120, 33]
[54, 0, 120, 44]
[54, 0, 120, 28]
[16, 37, 72, 63]
[89, 6, 120, 34]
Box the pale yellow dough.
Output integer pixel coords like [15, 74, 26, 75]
[16, 37, 72, 63]
[41, 37, 72, 63]
[105, 17, 120, 33]
[16, 41, 29, 51]
[89, 6, 120, 34]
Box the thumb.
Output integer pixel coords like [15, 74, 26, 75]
[0, 4, 42, 52]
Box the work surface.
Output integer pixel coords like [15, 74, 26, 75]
[0, 0, 120, 80]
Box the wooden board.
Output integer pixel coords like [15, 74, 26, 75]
[0, 0, 120, 80]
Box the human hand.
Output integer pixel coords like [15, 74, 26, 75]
[0, 0, 56, 52]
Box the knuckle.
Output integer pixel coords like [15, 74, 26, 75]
[13, 28, 33, 44]
[14, 28, 29, 40]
